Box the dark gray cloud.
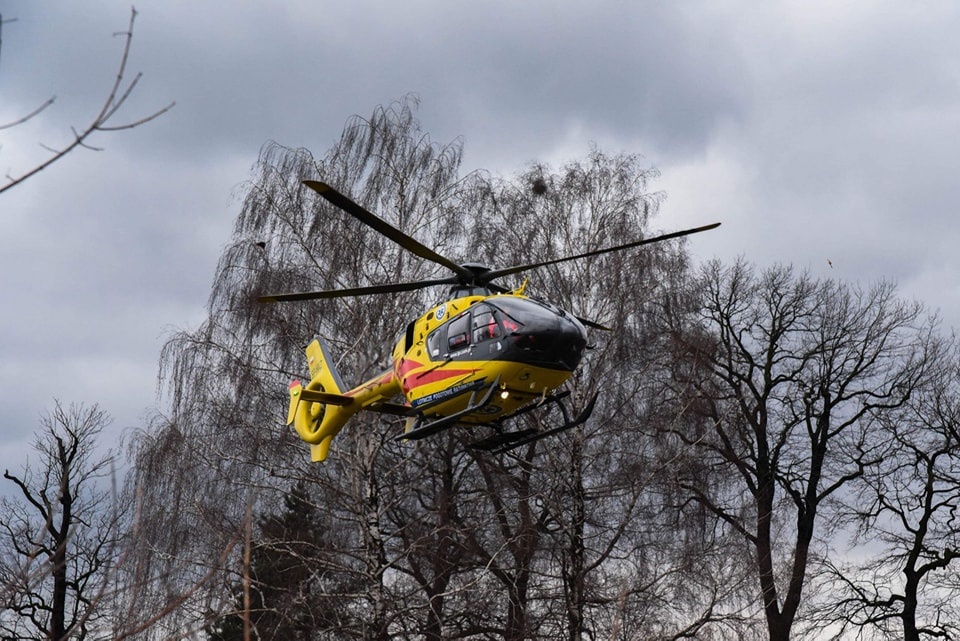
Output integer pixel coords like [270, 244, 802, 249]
[3, 0, 960, 474]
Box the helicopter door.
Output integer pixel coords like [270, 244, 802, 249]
[470, 305, 506, 357]
[425, 306, 505, 361]
[424, 313, 468, 360]
[446, 313, 471, 352]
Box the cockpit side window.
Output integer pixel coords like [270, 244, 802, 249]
[487, 301, 524, 333]
[471, 308, 501, 343]
[500, 314, 521, 333]
[426, 328, 443, 358]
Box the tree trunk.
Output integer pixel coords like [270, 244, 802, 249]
[565, 436, 586, 641]
[51, 443, 72, 641]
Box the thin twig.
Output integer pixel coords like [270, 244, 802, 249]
[0, 97, 57, 131]
[0, 7, 174, 197]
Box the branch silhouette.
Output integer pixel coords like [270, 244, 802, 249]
[0, 7, 174, 197]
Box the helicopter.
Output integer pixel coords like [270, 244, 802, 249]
[259, 180, 720, 462]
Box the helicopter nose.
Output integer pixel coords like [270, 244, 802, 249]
[512, 313, 587, 371]
[553, 316, 588, 370]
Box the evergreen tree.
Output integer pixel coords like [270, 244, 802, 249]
[207, 482, 352, 640]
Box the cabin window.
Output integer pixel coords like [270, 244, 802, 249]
[447, 314, 470, 350]
[403, 321, 415, 352]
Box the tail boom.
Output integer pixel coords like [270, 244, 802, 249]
[288, 339, 400, 462]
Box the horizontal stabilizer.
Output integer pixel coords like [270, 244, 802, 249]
[298, 388, 353, 406]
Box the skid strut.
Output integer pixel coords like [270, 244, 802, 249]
[469, 392, 599, 454]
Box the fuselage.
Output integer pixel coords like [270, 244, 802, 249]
[392, 292, 588, 424]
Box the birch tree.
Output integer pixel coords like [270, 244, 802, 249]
[126, 96, 473, 638]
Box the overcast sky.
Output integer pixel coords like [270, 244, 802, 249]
[3, 1, 960, 474]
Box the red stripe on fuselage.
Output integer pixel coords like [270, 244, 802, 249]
[396, 357, 477, 392]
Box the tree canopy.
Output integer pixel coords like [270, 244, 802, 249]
[5, 98, 959, 641]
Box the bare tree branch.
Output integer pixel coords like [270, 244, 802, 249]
[0, 7, 174, 197]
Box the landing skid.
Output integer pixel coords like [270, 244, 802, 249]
[396, 378, 500, 443]
[395, 380, 599, 454]
[469, 392, 599, 454]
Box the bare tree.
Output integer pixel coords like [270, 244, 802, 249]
[0, 7, 173, 196]
[818, 337, 960, 641]
[661, 259, 941, 641]
[460, 154, 754, 641]
[0, 402, 124, 640]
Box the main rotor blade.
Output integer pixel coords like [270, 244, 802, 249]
[258, 277, 456, 303]
[576, 316, 611, 331]
[303, 180, 473, 282]
[485, 222, 721, 281]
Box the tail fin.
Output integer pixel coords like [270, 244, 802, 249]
[288, 338, 356, 462]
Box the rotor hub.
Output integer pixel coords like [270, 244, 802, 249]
[458, 263, 494, 286]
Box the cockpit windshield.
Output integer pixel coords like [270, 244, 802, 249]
[486, 297, 561, 329]
[423, 296, 584, 370]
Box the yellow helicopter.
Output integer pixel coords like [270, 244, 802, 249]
[259, 180, 720, 462]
